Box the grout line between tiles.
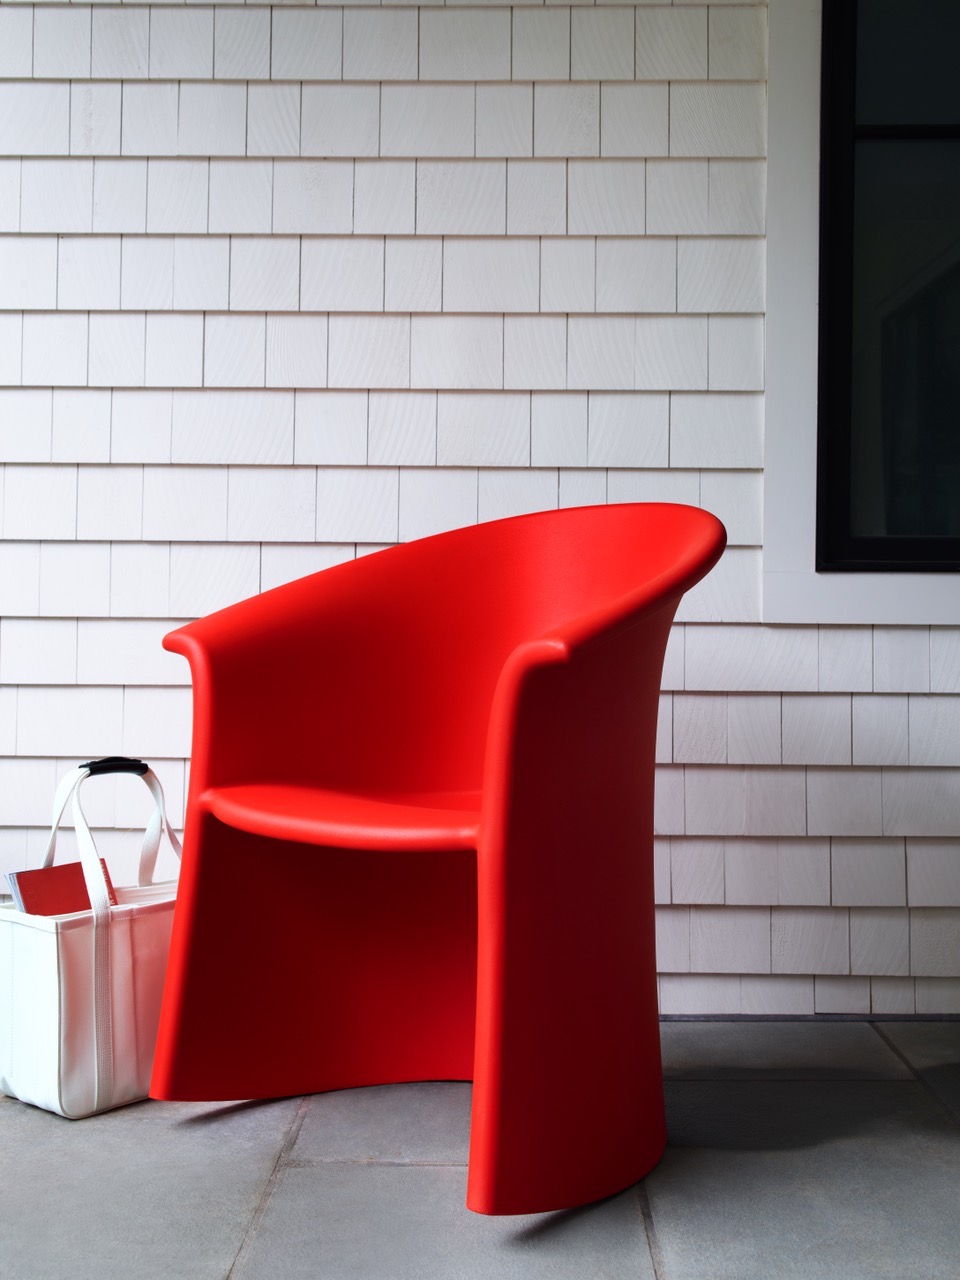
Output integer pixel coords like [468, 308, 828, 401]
[869, 1020, 922, 1080]
[281, 1158, 469, 1170]
[871, 1021, 960, 1130]
[636, 1183, 667, 1280]
[660, 1013, 960, 1022]
[224, 1095, 311, 1280]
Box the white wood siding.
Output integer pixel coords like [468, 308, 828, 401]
[0, 2, 956, 1014]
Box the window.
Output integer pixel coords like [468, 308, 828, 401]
[764, 0, 960, 622]
[817, 0, 960, 572]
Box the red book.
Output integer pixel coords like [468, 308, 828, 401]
[6, 860, 119, 916]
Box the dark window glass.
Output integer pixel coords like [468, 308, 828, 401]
[856, 0, 960, 126]
[850, 141, 960, 540]
[817, 0, 960, 571]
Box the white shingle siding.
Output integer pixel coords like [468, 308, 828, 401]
[0, 3, 955, 1015]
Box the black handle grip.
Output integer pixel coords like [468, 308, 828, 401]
[81, 756, 149, 777]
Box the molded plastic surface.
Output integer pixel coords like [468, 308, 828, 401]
[150, 503, 725, 1215]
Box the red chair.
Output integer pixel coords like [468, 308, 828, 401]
[150, 503, 725, 1214]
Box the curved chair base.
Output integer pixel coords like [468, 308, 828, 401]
[468, 1138, 668, 1217]
[151, 815, 668, 1215]
[467, 1078, 667, 1216]
[151, 818, 478, 1101]
[156, 814, 670, 1213]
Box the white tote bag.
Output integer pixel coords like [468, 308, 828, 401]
[0, 759, 181, 1118]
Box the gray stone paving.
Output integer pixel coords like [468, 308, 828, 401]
[1, 1021, 957, 1279]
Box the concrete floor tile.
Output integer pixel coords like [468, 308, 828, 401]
[877, 1021, 960, 1124]
[660, 1020, 911, 1079]
[0, 1093, 299, 1280]
[647, 1079, 960, 1279]
[233, 1162, 655, 1280]
[5, 1022, 959, 1279]
[292, 1081, 471, 1165]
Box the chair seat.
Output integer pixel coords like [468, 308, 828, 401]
[202, 783, 482, 851]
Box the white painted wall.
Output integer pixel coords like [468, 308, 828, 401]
[0, 1, 956, 1015]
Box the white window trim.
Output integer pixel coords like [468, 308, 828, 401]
[763, 0, 960, 624]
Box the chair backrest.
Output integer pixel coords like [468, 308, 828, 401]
[342, 500, 719, 632]
[254, 503, 724, 795]
[409, 501, 721, 639]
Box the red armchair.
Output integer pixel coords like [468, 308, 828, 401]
[150, 502, 725, 1214]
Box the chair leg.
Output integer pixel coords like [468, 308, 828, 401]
[151, 814, 477, 1101]
[467, 623, 670, 1215]
[467, 862, 665, 1215]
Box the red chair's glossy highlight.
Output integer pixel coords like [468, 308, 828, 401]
[150, 503, 726, 1215]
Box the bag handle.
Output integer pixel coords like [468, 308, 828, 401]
[40, 758, 183, 1114]
[43, 757, 183, 887]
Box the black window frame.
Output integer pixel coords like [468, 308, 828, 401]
[816, 0, 960, 573]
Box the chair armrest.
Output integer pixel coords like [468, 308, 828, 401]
[166, 550, 497, 798]
[165, 561, 393, 795]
